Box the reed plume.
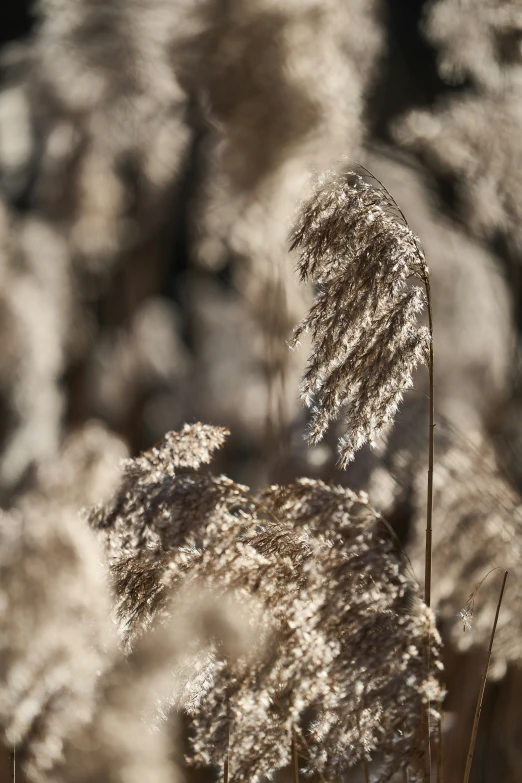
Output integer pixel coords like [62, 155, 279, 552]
[89, 423, 442, 781]
[291, 169, 431, 467]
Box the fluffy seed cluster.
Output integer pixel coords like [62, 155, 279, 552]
[89, 423, 442, 781]
[291, 170, 431, 466]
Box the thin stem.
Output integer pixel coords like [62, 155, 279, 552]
[463, 570, 508, 783]
[291, 727, 300, 783]
[362, 757, 370, 783]
[423, 275, 435, 783]
[424, 275, 434, 610]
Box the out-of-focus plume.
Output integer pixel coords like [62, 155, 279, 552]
[0, 0, 190, 272]
[423, 0, 522, 89]
[396, 94, 522, 254]
[85, 297, 191, 443]
[291, 168, 431, 467]
[0, 199, 72, 499]
[0, 0, 192, 498]
[0, 426, 122, 782]
[176, 0, 385, 472]
[185, 0, 384, 276]
[0, 0, 385, 493]
[89, 423, 442, 781]
[396, 0, 522, 254]
[403, 433, 522, 680]
[54, 589, 256, 783]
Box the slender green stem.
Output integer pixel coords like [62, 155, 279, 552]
[463, 571, 508, 783]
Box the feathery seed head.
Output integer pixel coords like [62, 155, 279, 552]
[292, 169, 431, 466]
[90, 425, 442, 780]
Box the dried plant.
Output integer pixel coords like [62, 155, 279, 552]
[89, 423, 442, 781]
[88, 422, 252, 641]
[291, 168, 431, 468]
[257, 479, 443, 781]
[174, 0, 385, 477]
[0, 464, 117, 782]
[0, 420, 262, 783]
[463, 570, 508, 783]
[363, 147, 512, 435]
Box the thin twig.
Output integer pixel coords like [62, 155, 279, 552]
[463, 570, 508, 783]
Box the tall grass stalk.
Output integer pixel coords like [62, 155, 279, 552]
[424, 275, 435, 783]
[425, 276, 434, 611]
[463, 570, 508, 783]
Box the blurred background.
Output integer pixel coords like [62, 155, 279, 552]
[0, 0, 521, 780]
